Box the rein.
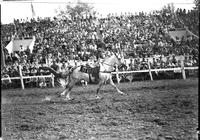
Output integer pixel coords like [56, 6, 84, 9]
[101, 62, 116, 67]
[100, 62, 116, 73]
[100, 54, 121, 73]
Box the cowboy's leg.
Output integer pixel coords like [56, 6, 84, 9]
[109, 77, 125, 95]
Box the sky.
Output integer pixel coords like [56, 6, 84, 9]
[1, 0, 195, 24]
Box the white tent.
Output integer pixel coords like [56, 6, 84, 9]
[6, 36, 35, 54]
[168, 29, 199, 42]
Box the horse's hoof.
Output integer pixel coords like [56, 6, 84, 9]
[65, 97, 71, 100]
[64, 95, 72, 101]
[60, 93, 65, 97]
[120, 92, 126, 95]
[96, 96, 101, 100]
[95, 95, 104, 100]
[63, 98, 70, 101]
[42, 96, 51, 101]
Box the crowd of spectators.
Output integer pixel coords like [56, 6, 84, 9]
[1, 7, 199, 88]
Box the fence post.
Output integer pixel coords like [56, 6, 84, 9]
[51, 74, 55, 87]
[18, 65, 25, 89]
[116, 64, 120, 83]
[181, 60, 186, 80]
[148, 61, 153, 81]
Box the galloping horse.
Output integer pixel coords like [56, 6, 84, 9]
[40, 54, 125, 100]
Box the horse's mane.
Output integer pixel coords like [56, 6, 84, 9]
[102, 54, 115, 63]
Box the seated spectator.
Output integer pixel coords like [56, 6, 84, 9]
[133, 57, 141, 71]
[140, 57, 148, 70]
[151, 57, 158, 69]
[184, 56, 193, 67]
[189, 56, 198, 66]
[158, 56, 165, 68]
[171, 55, 178, 67]
[30, 65, 38, 76]
[21, 65, 30, 76]
[177, 60, 182, 67]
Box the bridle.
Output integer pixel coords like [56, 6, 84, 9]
[100, 53, 122, 73]
[101, 53, 120, 67]
[101, 62, 116, 67]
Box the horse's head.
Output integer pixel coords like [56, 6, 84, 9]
[101, 53, 125, 72]
[112, 53, 124, 66]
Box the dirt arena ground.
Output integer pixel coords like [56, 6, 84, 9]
[1, 78, 198, 140]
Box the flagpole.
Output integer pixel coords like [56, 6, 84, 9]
[31, 2, 36, 19]
[1, 45, 6, 69]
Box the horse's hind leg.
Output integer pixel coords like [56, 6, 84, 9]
[96, 81, 104, 99]
[109, 77, 125, 95]
[65, 85, 73, 100]
[60, 82, 70, 96]
[65, 79, 77, 100]
[61, 89, 67, 96]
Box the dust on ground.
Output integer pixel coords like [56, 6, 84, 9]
[1, 78, 198, 140]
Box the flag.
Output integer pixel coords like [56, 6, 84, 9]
[31, 3, 36, 18]
[5, 39, 14, 54]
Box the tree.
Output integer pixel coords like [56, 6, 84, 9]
[194, 0, 199, 10]
[56, 1, 94, 20]
[161, 3, 175, 14]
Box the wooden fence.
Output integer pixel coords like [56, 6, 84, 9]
[1, 62, 198, 89]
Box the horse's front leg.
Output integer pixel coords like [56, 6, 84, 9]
[96, 80, 104, 99]
[64, 79, 77, 100]
[109, 77, 125, 95]
[60, 88, 67, 97]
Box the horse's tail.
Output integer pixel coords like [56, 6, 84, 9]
[39, 66, 63, 78]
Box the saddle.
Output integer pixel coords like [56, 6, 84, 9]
[80, 64, 100, 83]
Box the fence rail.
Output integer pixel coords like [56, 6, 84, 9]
[112, 67, 198, 74]
[112, 66, 198, 83]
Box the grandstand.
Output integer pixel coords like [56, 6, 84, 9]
[1, 2, 199, 89]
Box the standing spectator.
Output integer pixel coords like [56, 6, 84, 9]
[60, 61, 68, 73]
[51, 60, 59, 71]
[140, 57, 148, 70]
[128, 58, 134, 70]
[165, 56, 172, 68]
[171, 55, 178, 67]
[151, 57, 158, 69]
